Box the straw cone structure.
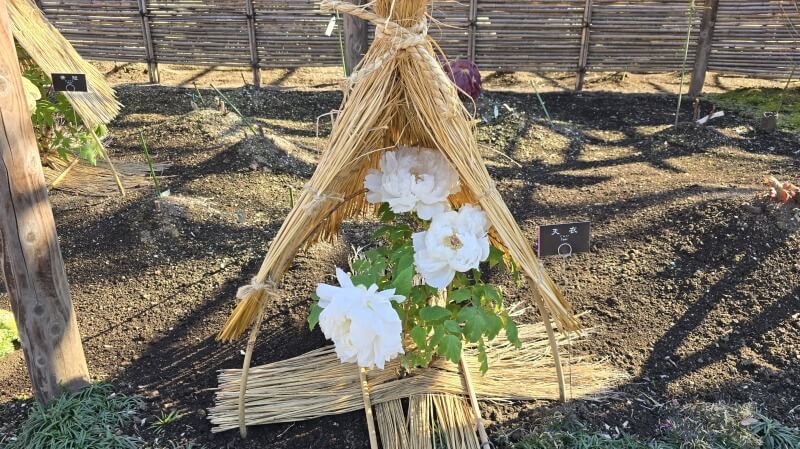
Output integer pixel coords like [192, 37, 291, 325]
[8, 0, 120, 127]
[219, 0, 579, 343]
[209, 324, 625, 432]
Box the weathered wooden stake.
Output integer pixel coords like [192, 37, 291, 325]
[689, 0, 720, 97]
[575, 0, 593, 91]
[137, 0, 159, 84]
[0, 0, 90, 404]
[467, 0, 478, 61]
[244, 0, 260, 87]
[343, 0, 368, 75]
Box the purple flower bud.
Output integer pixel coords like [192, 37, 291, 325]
[441, 59, 482, 100]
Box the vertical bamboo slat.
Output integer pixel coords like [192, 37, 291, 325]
[575, 0, 593, 91]
[136, 0, 158, 84]
[245, 0, 260, 87]
[467, 0, 477, 61]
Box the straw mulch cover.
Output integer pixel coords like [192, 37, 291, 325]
[219, 0, 580, 343]
[210, 323, 624, 432]
[8, 0, 120, 127]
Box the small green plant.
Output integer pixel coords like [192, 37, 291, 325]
[8, 383, 143, 449]
[512, 403, 799, 449]
[150, 409, 182, 434]
[0, 309, 19, 358]
[750, 413, 800, 449]
[139, 131, 162, 196]
[17, 46, 106, 165]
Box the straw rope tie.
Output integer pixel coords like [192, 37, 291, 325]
[236, 278, 280, 302]
[475, 180, 498, 201]
[301, 184, 345, 216]
[321, 0, 457, 115]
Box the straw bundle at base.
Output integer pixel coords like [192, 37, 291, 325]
[209, 324, 625, 433]
[44, 155, 169, 197]
[8, 0, 121, 127]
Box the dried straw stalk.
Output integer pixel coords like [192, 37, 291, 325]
[8, 0, 121, 127]
[44, 155, 168, 197]
[219, 0, 578, 342]
[209, 324, 625, 433]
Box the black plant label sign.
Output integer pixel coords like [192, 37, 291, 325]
[51, 73, 88, 92]
[537, 221, 591, 257]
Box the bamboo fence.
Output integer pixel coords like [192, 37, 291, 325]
[33, 0, 800, 81]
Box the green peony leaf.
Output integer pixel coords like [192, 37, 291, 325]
[484, 312, 503, 340]
[444, 319, 461, 334]
[410, 326, 428, 349]
[391, 265, 414, 296]
[488, 245, 505, 269]
[448, 288, 471, 303]
[439, 335, 462, 364]
[505, 319, 521, 348]
[462, 310, 486, 343]
[307, 303, 323, 330]
[420, 306, 451, 322]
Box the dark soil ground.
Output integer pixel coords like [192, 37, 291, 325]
[1, 72, 799, 448]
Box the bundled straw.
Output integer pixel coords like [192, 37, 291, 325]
[219, 0, 579, 343]
[209, 324, 625, 432]
[44, 155, 169, 197]
[8, 0, 120, 127]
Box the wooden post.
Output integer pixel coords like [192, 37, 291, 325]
[689, 0, 720, 97]
[575, 0, 593, 91]
[244, 0, 260, 87]
[343, 0, 368, 75]
[467, 0, 478, 61]
[137, 0, 159, 84]
[0, 1, 90, 404]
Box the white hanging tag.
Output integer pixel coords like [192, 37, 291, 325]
[325, 16, 337, 36]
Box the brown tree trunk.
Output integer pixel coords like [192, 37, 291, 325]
[0, 0, 90, 404]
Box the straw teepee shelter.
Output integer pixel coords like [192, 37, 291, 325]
[214, 0, 606, 446]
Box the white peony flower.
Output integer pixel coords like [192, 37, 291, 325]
[364, 146, 460, 220]
[316, 268, 406, 369]
[412, 204, 491, 288]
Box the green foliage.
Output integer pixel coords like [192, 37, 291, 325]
[0, 309, 19, 359]
[512, 403, 800, 449]
[308, 202, 522, 374]
[8, 383, 144, 449]
[712, 87, 800, 131]
[151, 410, 182, 434]
[748, 413, 800, 449]
[17, 47, 106, 164]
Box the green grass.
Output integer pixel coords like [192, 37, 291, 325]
[512, 403, 800, 449]
[7, 383, 144, 449]
[151, 409, 182, 434]
[0, 309, 19, 359]
[711, 87, 800, 131]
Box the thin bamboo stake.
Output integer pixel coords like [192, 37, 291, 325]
[359, 367, 380, 449]
[48, 157, 80, 188]
[532, 289, 566, 402]
[88, 126, 125, 196]
[237, 306, 266, 438]
[458, 351, 489, 448]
